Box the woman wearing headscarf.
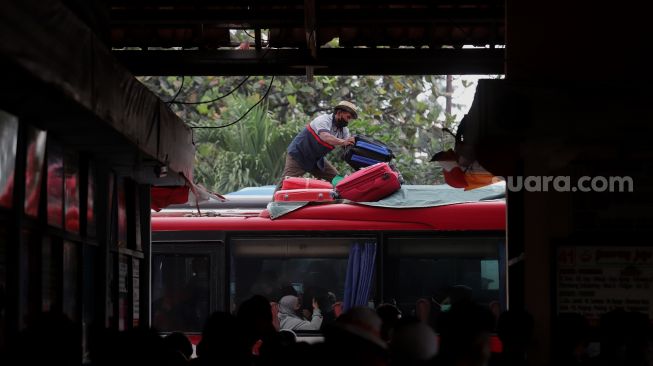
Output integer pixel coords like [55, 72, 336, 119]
[278, 295, 323, 331]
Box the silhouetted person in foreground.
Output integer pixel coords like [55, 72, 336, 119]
[389, 317, 439, 366]
[17, 311, 81, 366]
[436, 301, 495, 366]
[88, 323, 121, 366]
[599, 309, 651, 366]
[493, 309, 534, 366]
[237, 294, 282, 365]
[117, 326, 171, 365]
[318, 307, 388, 366]
[192, 311, 246, 366]
[164, 331, 193, 362]
[552, 313, 591, 366]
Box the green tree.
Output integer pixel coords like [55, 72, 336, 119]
[191, 94, 301, 193]
[138, 74, 468, 192]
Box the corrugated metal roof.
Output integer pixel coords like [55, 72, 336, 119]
[105, 0, 505, 75]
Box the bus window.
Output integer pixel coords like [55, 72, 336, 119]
[385, 236, 504, 323]
[231, 236, 376, 330]
[481, 259, 500, 290]
[152, 254, 210, 332]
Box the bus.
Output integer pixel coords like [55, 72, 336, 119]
[150, 184, 506, 344]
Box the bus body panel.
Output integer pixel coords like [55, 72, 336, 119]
[152, 201, 505, 232]
[150, 199, 507, 353]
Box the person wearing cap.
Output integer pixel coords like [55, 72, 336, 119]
[277, 101, 358, 189]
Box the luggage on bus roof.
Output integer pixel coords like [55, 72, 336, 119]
[267, 182, 505, 219]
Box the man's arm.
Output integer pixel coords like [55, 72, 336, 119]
[318, 131, 355, 147]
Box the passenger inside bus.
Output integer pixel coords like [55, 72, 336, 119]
[315, 291, 338, 329]
[249, 270, 280, 301]
[274, 284, 298, 300]
[415, 298, 431, 321]
[376, 303, 402, 343]
[278, 295, 323, 331]
[300, 286, 332, 319]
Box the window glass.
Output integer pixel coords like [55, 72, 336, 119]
[0, 110, 18, 209]
[232, 237, 372, 332]
[82, 245, 98, 363]
[41, 236, 59, 312]
[0, 224, 7, 344]
[86, 163, 96, 238]
[386, 236, 502, 324]
[0, 225, 7, 308]
[24, 127, 46, 217]
[63, 241, 79, 321]
[152, 254, 210, 332]
[132, 258, 140, 327]
[64, 151, 80, 233]
[116, 180, 127, 248]
[47, 141, 64, 228]
[118, 255, 129, 331]
[481, 259, 500, 290]
[20, 230, 42, 329]
[107, 172, 116, 249]
[132, 186, 142, 251]
[18, 232, 30, 329]
[106, 254, 115, 328]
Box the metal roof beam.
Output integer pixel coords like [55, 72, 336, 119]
[109, 8, 503, 27]
[114, 48, 504, 76]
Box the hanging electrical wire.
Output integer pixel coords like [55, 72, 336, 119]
[165, 76, 185, 104]
[191, 76, 275, 130]
[169, 75, 251, 105]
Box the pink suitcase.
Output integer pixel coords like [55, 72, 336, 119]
[335, 163, 401, 202]
[273, 189, 335, 202]
[281, 177, 333, 190]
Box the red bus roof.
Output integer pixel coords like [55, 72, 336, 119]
[152, 201, 505, 232]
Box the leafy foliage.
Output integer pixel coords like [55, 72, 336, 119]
[138, 74, 472, 192]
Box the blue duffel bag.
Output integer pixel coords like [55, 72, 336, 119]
[343, 135, 394, 170]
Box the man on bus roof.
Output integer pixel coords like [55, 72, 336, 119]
[276, 101, 358, 190]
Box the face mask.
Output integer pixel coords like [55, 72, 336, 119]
[334, 115, 348, 128]
[440, 304, 452, 312]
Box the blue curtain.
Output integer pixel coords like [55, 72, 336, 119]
[343, 241, 377, 312]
